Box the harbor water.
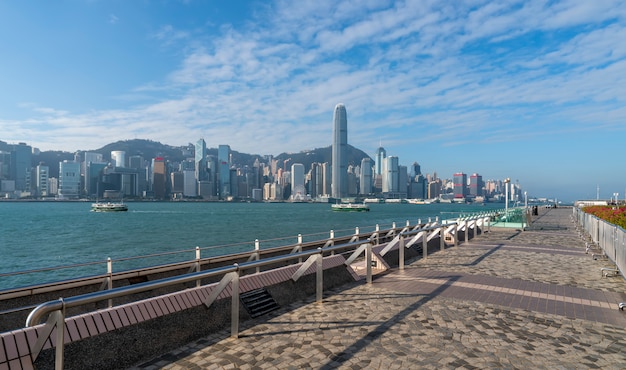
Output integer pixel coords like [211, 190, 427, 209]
[0, 201, 502, 289]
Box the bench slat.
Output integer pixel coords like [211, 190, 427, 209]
[75, 316, 91, 339]
[123, 306, 138, 325]
[92, 313, 108, 334]
[0, 336, 8, 363]
[82, 314, 99, 337]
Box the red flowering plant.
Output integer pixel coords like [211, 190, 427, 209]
[583, 206, 626, 229]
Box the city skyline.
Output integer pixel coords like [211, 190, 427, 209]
[1, 1, 625, 201]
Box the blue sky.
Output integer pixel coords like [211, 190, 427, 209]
[1, 1, 625, 202]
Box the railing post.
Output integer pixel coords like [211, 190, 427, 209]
[422, 229, 428, 259]
[399, 234, 405, 270]
[375, 224, 380, 244]
[406, 220, 410, 227]
[297, 234, 303, 263]
[195, 247, 201, 287]
[316, 248, 323, 303]
[107, 257, 113, 308]
[454, 224, 458, 247]
[465, 221, 469, 243]
[366, 243, 372, 284]
[55, 300, 66, 370]
[330, 230, 335, 255]
[255, 239, 260, 273]
[440, 227, 444, 251]
[231, 265, 240, 339]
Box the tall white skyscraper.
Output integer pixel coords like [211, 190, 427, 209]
[331, 103, 348, 199]
[360, 158, 372, 195]
[290, 163, 305, 201]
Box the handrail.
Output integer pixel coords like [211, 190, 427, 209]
[25, 239, 368, 327]
[1, 224, 401, 293]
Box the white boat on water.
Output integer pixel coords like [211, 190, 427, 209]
[331, 203, 370, 212]
[91, 202, 128, 212]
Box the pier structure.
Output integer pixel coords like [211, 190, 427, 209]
[135, 207, 626, 369]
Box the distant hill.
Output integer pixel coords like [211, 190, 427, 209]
[275, 145, 373, 170]
[1, 138, 373, 178]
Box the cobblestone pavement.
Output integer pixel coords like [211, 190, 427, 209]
[133, 208, 626, 369]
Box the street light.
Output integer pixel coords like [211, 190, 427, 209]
[504, 178, 511, 222]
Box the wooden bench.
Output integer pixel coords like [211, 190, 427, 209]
[1, 254, 353, 369]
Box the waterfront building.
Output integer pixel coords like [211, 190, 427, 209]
[198, 180, 214, 199]
[360, 158, 373, 195]
[453, 172, 468, 200]
[152, 157, 167, 199]
[84, 152, 106, 196]
[308, 163, 319, 199]
[291, 163, 305, 201]
[218, 145, 231, 198]
[35, 164, 49, 197]
[111, 151, 126, 168]
[428, 180, 441, 199]
[10, 142, 32, 191]
[331, 103, 348, 199]
[171, 171, 184, 195]
[58, 160, 81, 199]
[182, 170, 196, 197]
[398, 165, 408, 198]
[321, 162, 331, 197]
[469, 173, 483, 198]
[383, 156, 399, 195]
[48, 177, 58, 195]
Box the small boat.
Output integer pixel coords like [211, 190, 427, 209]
[91, 202, 128, 212]
[331, 203, 370, 212]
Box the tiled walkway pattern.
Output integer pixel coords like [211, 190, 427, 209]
[134, 208, 626, 369]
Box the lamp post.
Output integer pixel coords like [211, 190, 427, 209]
[504, 178, 511, 222]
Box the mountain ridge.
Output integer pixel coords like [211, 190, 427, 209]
[1, 139, 374, 178]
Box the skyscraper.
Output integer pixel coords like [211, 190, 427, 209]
[290, 163, 305, 201]
[218, 144, 231, 198]
[360, 158, 373, 195]
[10, 143, 32, 191]
[453, 172, 467, 199]
[195, 138, 207, 182]
[331, 103, 347, 199]
[375, 146, 386, 176]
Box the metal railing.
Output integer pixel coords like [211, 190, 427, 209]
[20, 213, 492, 369]
[0, 223, 402, 299]
[573, 206, 626, 277]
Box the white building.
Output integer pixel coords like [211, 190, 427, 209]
[58, 160, 81, 199]
[290, 163, 305, 201]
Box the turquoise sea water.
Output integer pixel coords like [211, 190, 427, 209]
[0, 201, 502, 289]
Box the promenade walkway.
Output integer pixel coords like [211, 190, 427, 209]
[133, 207, 626, 369]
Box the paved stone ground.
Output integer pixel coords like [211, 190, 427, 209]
[132, 207, 626, 369]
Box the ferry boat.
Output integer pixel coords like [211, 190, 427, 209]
[331, 203, 370, 212]
[91, 202, 128, 212]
